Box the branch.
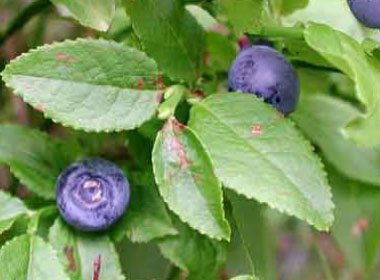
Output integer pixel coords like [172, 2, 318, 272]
[0, 0, 52, 47]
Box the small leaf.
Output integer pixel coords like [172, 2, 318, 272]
[0, 124, 77, 199]
[271, 0, 308, 16]
[110, 184, 178, 243]
[51, 0, 115, 31]
[304, 23, 380, 146]
[186, 5, 218, 31]
[0, 234, 69, 280]
[292, 94, 380, 186]
[0, 190, 30, 234]
[218, 0, 274, 34]
[188, 93, 334, 231]
[49, 218, 125, 280]
[152, 118, 231, 240]
[124, 0, 205, 83]
[2, 39, 161, 132]
[158, 218, 227, 280]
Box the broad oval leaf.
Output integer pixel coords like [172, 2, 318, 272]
[49, 218, 125, 280]
[110, 184, 178, 243]
[2, 39, 162, 132]
[124, 0, 205, 83]
[152, 118, 231, 240]
[0, 124, 78, 199]
[0, 190, 30, 234]
[51, 0, 115, 31]
[292, 95, 380, 186]
[188, 93, 334, 231]
[304, 23, 380, 146]
[0, 234, 69, 280]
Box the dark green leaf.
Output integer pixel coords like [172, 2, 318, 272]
[124, 0, 205, 83]
[152, 118, 231, 240]
[188, 93, 334, 230]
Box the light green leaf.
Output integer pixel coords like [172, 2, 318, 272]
[0, 190, 30, 234]
[231, 276, 258, 280]
[329, 166, 380, 273]
[0, 234, 69, 280]
[188, 93, 334, 230]
[271, 0, 308, 16]
[49, 218, 125, 280]
[304, 23, 380, 146]
[226, 190, 276, 280]
[152, 118, 231, 240]
[158, 218, 227, 280]
[292, 94, 380, 186]
[218, 0, 274, 34]
[2, 39, 161, 132]
[27, 206, 58, 235]
[110, 184, 178, 243]
[186, 5, 218, 30]
[124, 0, 205, 83]
[0, 124, 77, 199]
[206, 31, 237, 72]
[158, 85, 186, 120]
[51, 0, 115, 31]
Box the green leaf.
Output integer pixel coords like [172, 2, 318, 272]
[2, 39, 161, 132]
[188, 93, 334, 231]
[158, 218, 227, 280]
[0, 234, 69, 280]
[206, 31, 237, 72]
[271, 0, 308, 16]
[27, 206, 58, 235]
[329, 166, 380, 273]
[186, 5, 218, 31]
[304, 23, 380, 146]
[51, 0, 115, 31]
[49, 218, 125, 280]
[0, 124, 77, 199]
[152, 118, 231, 240]
[218, 0, 274, 34]
[124, 0, 205, 83]
[226, 190, 276, 280]
[110, 184, 178, 243]
[292, 94, 380, 186]
[158, 85, 187, 120]
[0, 190, 30, 234]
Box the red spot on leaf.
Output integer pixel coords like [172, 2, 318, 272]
[33, 104, 45, 112]
[135, 77, 145, 89]
[93, 254, 102, 280]
[166, 170, 173, 185]
[202, 52, 210, 66]
[168, 135, 192, 169]
[194, 173, 201, 182]
[238, 35, 251, 49]
[64, 246, 76, 271]
[155, 92, 163, 103]
[55, 53, 75, 63]
[251, 124, 262, 136]
[156, 75, 166, 90]
[351, 218, 369, 236]
[163, 118, 185, 132]
[191, 89, 205, 99]
[212, 24, 229, 35]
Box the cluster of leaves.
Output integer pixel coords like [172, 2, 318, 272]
[1, 0, 380, 279]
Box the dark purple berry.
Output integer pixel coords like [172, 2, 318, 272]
[56, 158, 130, 231]
[228, 45, 299, 115]
[347, 0, 380, 28]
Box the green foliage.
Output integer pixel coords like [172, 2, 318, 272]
[2, 0, 380, 278]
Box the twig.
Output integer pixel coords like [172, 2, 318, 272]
[0, 0, 52, 47]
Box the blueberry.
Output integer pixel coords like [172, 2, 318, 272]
[347, 0, 380, 28]
[228, 45, 299, 115]
[56, 158, 130, 231]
